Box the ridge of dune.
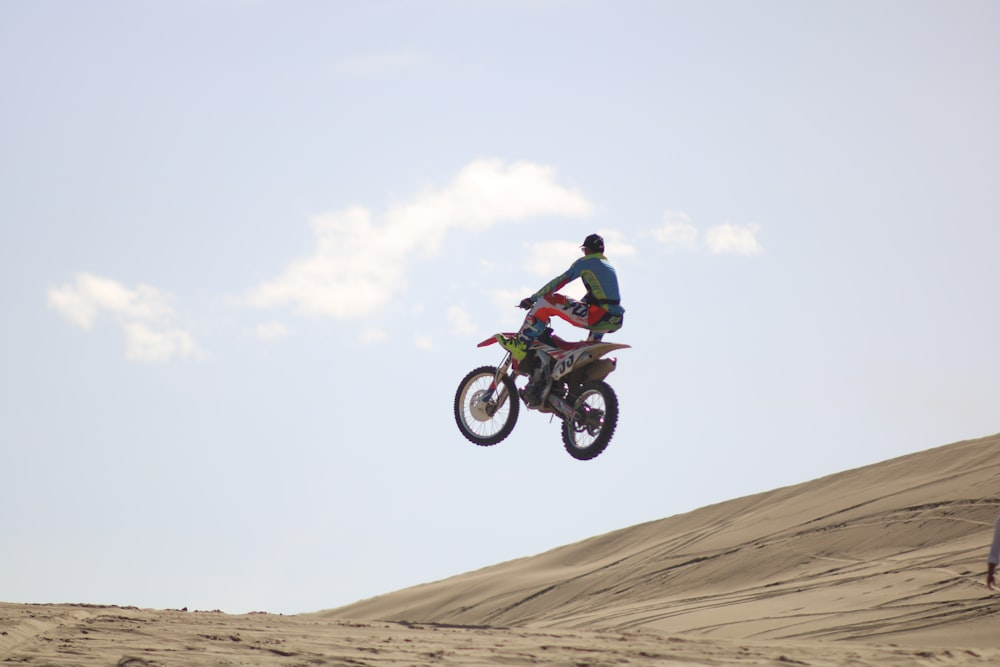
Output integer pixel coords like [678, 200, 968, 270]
[324, 433, 1000, 647]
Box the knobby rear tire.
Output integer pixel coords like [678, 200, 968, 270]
[561, 380, 619, 461]
[454, 366, 520, 447]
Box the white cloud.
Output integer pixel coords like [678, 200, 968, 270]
[447, 306, 476, 335]
[122, 321, 199, 364]
[247, 206, 399, 319]
[359, 327, 389, 345]
[47, 273, 201, 363]
[596, 228, 638, 258]
[651, 227, 698, 252]
[523, 240, 579, 278]
[491, 287, 533, 311]
[649, 211, 698, 252]
[523, 229, 635, 278]
[47, 282, 100, 329]
[705, 223, 763, 256]
[247, 159, 592, 320]
[487, 287, 534, 334]
[649, 212, 763, 256]
[520, 230, 634, 303]
[414, 335, 434, 350]
[520, 244, 587, 299]
[256, 321, 291, 341]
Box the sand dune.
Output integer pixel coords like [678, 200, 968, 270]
[329, 433, 1000, 646]
[3, 433, 1000, 665]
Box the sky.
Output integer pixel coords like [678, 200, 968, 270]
[2, 0, 999, 615]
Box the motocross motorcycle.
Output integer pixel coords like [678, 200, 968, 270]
[453, 311, 629, 461]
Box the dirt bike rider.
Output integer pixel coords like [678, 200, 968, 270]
[497, 233, 624, 406]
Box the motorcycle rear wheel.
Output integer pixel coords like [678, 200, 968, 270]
[562, 380, 618, 460]
[454, 365, 520, 446]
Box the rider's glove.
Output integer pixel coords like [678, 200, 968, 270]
[519, 296, 535, 310]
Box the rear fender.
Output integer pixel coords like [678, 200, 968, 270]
[551, 342, 630, 380]
[581, 342, 631, 357]
[562, 358, 619, 385]
[581, 357, 618, 383]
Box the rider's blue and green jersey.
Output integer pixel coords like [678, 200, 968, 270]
[533, 252, 624, 316]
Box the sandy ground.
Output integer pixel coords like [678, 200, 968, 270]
[4, 433, 1000, 665]
[2, 602, 997, 666]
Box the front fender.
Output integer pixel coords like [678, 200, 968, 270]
[478, 333, 518, 348]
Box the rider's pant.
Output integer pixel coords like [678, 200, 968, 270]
[522, 293, 623, 339]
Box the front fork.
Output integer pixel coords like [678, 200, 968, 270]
[478, 353, 515, 416]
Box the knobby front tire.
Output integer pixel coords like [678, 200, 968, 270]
[562, 380, 619, 461]
[454, 366, 520, 447]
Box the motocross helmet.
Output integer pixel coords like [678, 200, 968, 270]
[581, 233, 605, 254]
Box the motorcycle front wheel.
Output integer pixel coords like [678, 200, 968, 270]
[562, 380, 619, 460]
[454, 365, 520, 447]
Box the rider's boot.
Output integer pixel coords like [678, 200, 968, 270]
[496, 318, 547, 361]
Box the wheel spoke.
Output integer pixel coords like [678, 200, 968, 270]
[569, 390, 605, 448]
[561, 380, 618, 461]
[454, 366, 519, 447]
